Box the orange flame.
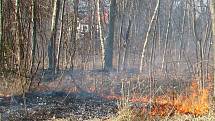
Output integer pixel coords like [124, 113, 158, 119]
[105, 81, 209, 117]
[150, 82, 209, 116]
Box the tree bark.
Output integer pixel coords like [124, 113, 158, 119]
[14, 0, 21, 70]
[104, 0, 116, 70]
[122, 19, 132, 71]
[139, 0, 160, 73]
[48, 0, 61, 73]
[210, 0, 215, 96]
[70, 0, 78, 70]
[96, 0, 105, 69]
[0, 0, 2, 66]
[31, 0, 37, 72]
[56, 0, 66, 71]
[161, 0, 174, 73]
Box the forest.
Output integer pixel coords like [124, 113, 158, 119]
[0, 0, 215, 120]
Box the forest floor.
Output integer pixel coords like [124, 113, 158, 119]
[0, 91, 118, 121]
[1, 90, 215, 121]
[0, 69, 214, 121]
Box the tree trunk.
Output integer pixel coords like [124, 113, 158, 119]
[210, 0, 215, 96]
[56, 0, 66, 71]
[192, 0, 204, 89]
[0, 0, 2, 66]
[70, 0, 78, 70]
[122, 19, 132, 71]
[117, 16, 124, 72]
[14, 0, 21, 70]
[31, 0, 37, 72]
[48, 0, 61, 73]
[104, 0, 116, 70]
[161, 0, 173, 74]
[178, 1, 187, 72]
[139, 0, 160, 73]
[96, 0, 105, 69]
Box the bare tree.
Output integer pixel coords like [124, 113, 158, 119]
[69, 0, 79, 70]
[139, 0, 160, 73]
[56, 0, 66, 71]
[48, 0, 61, 73]
[104, 0, 117, 70]
[210, 0, 215, 96]
[96, 0, 105, 68]
[122, 19, 132, 71]
[0, 0, 2, 66]
[15, 0, 21, 70]
[161, 0, 174, 74]
[31, 0, 37, 72]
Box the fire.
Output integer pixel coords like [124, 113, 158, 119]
[105, 81, 209, 117]
[173, 82, 209, 116]
[149, 82, 209, 116]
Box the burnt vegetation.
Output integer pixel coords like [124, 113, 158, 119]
[0, 0, 215, 121]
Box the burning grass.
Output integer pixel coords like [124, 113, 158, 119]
[108, 108, 215, 121]
[150, 82, 209, 116]
[106, 81, 210, 120]
[1, 70, 212, 120]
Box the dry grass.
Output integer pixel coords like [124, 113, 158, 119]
[46, 117, 104, 121]
[46, 116, 78, 121]
[106, 107, 135, 121]
[43, 106, 215, 121]
[0, 77, 30, 96]
[107, 107, 215, 121]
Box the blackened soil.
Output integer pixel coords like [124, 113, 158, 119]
[0, 91, 118, 121]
